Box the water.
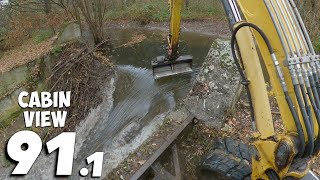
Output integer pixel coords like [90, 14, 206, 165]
[0, 28, 215, 179]
[73, 28, 215, 178]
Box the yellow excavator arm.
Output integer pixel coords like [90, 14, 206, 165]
[167, 0, 183, 59]
[151, 0, 192, 79]
[164, 0, 320, 179]
[155, 0, 319, 179]
[223, 0, 320, 179]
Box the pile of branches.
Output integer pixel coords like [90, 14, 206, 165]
[45, 42, 113, 139]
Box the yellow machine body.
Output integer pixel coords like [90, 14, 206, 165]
[153, 0, 319, 179]
[234, 0, 319, 179]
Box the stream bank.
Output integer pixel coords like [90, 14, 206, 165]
[105, 19, 230, 39]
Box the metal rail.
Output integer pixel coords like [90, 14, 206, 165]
[129, 114, 195, 180]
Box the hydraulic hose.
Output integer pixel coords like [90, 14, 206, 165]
[291, 65, 314, 156]
[293, 84, 314, 155]
[230, 32, 256, 131]
[309, 72, 320, 152]
[290, 66, 313, 156]
[231, 22, 306, 157]
[311, 70, 320, 104]
[310, 73, 320, 107]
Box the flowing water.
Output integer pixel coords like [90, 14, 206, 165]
[0, 28, 216, 179]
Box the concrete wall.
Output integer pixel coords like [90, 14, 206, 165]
[0, 22, 81, 128]
[0, 56, 57, 127]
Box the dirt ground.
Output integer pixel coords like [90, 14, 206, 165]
[0, 36, 57, 73]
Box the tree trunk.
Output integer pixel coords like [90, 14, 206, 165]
[76, 0, 107, 45]
[43, 0, 51, 14]
[185, 0, 190, 10]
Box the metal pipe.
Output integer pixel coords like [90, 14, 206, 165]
[263, 0, 290, 58]
[279, 0, 317, 111]
[275, 1, 317, 154]
[221, 0, 241, 28]
[269, 0, 294, 56]
[229, 0, 241, 22]
[279, 0, 307, 56]
[283, 0, 311, 55]
[274, 0, 301, 57]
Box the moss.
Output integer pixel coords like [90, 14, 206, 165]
[0, 105, 23, 129]
[33, 29, 54, 44]
[51, 45, 63, 56]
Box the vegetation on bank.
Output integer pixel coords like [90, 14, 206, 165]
[0, 0, 319, 52]
[105, 0, 225, 22]
[297, 1, 320, 52]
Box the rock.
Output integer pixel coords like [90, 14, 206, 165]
[184, 39, 241, 129]
[55, 22, 81, 45]
[166, 107, 190, 123]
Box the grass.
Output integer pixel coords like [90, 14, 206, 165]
[105, 0, 224, 22]
[314, 37, 320, 53]
[106, 1, 169, 22]
[32, 29, 54, 43]
[51, 44, 62, 56]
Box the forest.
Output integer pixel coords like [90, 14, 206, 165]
[0, 0, 319, 58]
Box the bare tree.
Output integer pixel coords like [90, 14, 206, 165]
[75, 0, 107, 45]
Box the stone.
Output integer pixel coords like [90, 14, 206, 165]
[184, 39, 241, 129]
[55, 22, 81, 45]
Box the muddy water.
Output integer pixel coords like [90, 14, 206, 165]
[0, 29, 215, 179]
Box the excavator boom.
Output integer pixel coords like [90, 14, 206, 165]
[152, 0, 320, 179]
[222, 0, 320, 179]
[152, 0, 193, 79]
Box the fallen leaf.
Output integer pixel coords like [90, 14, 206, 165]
[138, 160, 146, 165]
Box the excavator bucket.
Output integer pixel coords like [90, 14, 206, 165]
[152, 0, 193, 79]
[152, 55, 193, 79]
